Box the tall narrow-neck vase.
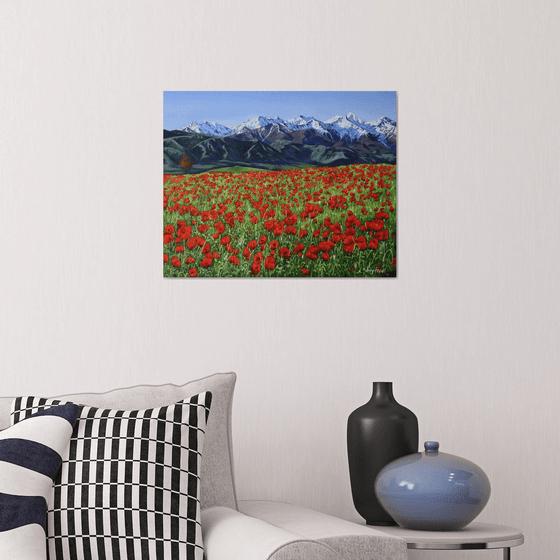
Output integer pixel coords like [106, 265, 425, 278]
[347, 382, 418, 525]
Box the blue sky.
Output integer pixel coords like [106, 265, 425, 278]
[164, 91, 396, 130]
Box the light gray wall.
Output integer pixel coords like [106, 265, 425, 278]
[1, 1, 558, 558]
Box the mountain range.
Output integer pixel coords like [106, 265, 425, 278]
[164, 112, 396, 173]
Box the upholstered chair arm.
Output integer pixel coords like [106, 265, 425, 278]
[201, 506, 340, 560]
[237, 500, 408, 560]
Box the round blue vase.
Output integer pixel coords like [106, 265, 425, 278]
[374, 441, 491, 531]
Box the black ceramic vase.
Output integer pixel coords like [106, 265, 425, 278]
[347, 382, 419, 525]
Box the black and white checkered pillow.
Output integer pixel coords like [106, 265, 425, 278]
[11, 392, 212, 560]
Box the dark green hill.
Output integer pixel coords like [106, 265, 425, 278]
[163, 130, 395, 174]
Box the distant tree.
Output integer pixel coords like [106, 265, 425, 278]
[180, 154, 194, 171]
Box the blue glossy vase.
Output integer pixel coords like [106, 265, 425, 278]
[374, 441, 491, 531]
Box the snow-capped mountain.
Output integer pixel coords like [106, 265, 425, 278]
[286, 115, 314, 126]
[367, 116, 397, 147]
[179, 121, 233, 136]
[174, 112, 396, 150]
[325, 114, 370, 141]
[325, 113, 397, 147]
[230, 116, 285, 134]
[284, 116, 335, 139]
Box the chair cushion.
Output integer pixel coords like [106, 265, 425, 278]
[0, 372, 237, 511]
[12, 393, 211, 560]
[0, 404, 79, 560]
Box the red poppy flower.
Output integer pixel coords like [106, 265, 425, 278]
[294, 243, 305, 254]
[322, 252, 330, 261]
[342, 243, 355, 254]
[243, 247, 251, 260]
[200, 257, 213, 268]
[221, 235, 231, 246]
[259, 235, 267, 245]
[188, 267, 198, 277]
[263, 256, 275, 270]
[270, 240, 279, 250]
[253, 252, 264, 265]
[163, 254, 169, 263]
[375, 230, 389, 241]
[356, 236, 367, 250]
[390, 258, 396, 267]
[299, 229, 308, 238]
[171, 256, 181, 268]
[186, 238, 198, 250]
[247, 240, 257, 250]
[186, 256, 195, 264]
[365, 220, 384, 232]
[163, 234, 174, 245]
[279, 247, 292, 258]
[305, 247, 319, 260]
[164, 225, 175, 235]
[178, 226, 192, 240]
[198, 224, 209, 233]
[175, 245, 185, 253]
[250, 263, 261, 275]
[369, 239, 379, 250]
[302, 268, 310, 275]
[229, 255, 240, 265]
[177, 220, 186, 227]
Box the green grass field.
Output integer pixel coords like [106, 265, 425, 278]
[163, 163, 396, 277]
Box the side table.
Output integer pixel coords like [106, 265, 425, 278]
[371, 522, 524, 559]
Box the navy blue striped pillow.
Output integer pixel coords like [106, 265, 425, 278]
[0, 404, 79, 559]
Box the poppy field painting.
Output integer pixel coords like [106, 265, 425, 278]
[163, 91, 397, 278]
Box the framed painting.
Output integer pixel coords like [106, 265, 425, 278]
[163, 91, 396, 278]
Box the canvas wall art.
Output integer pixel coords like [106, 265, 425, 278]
[163, 91, 397, 278]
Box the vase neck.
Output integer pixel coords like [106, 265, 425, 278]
[370, 382, 396, 403]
